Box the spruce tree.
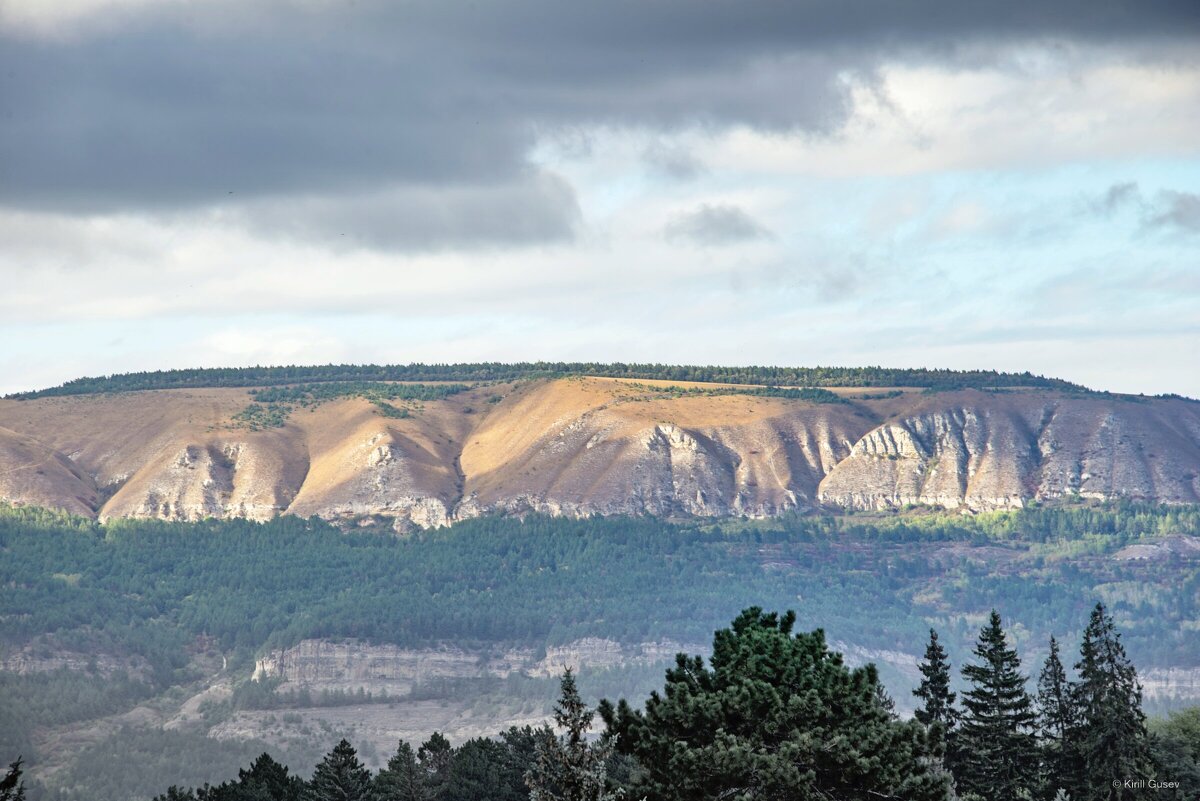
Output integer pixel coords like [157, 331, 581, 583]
[373, 741, 426, 801]
[526, 669, 616, 801]
[914, 628, 960, 788]
[957, 610, 1039, 799]
[1038, 637, 1081, 798]
[307, 739, 372, 801]
[1073, 603, 1151, 801]
[914, 628, 957, 729]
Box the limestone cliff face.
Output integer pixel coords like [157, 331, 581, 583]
[102, 437, 306, 522]
[252, 637, 705, 695]
[0, 380, 1197, 526]
[1142, 668, 1200, 702]
[0, 644, 149, 679]
[818, 393, 1200, 511]
[252, 640, 534, 694]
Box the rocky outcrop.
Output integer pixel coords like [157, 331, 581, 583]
[818, 394, 1200, 511]
[252, 640, 534, 694]
[251, 637, 703, 695]
[1142, 668, 1200, 702]
[532, 637, 699, 677]
[287, 429, 457, 530]
[0, 381, 1197, 526]
[818, 405, 1036, 511]
[0, 640, 149, 679]
[101, 435, 309, 523]
[1113, 535, 1200, 562]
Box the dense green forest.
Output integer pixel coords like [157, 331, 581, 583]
[2, 502, 1199, 798]
[5, 362, 1089, 398]
[4, 502, 1199, 665]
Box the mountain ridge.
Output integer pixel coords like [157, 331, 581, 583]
[1, 373, 1197, 528]
[6, 361, 1095, 399]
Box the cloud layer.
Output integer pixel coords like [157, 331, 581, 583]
[4, 0, 1199, 215]
[0, 0, 1198, 396]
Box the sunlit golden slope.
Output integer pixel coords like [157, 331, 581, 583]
[0, 378, 1197, 528]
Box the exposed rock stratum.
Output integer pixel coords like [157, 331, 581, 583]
[1, 377, 1197, 527]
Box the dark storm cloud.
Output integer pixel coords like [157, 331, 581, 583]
[1, 0, 1197, 223]
[240, 172, 580, 251]
[664, 203, 772, 246]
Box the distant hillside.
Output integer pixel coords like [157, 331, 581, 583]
[3, 502, 1200, 800]
[1, 375, 1198, 527]
[6, 361, 1087, 399]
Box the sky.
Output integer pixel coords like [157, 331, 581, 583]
[1, 0, 1198, 397]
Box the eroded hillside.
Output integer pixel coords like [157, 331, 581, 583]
[1, 377, 1197, 528]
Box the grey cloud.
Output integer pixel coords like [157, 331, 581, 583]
[1, 0, 1197, 221]
[665, 203, 772, 246]
[1086, 183, 1200, 235]
[1146, 191, 1200, 233]
[1098, 181, 1140, 214]
[238, 171, 579, 252]
[643, 142, 706, 181]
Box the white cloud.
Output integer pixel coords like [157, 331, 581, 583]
[0, 0, 182, 37]
[199, 326, 351, 366]
[700, 45, 1200, 177]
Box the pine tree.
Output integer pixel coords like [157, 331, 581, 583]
[499, 725, 544, 791]
[526, 669, 617, 801]
[373, 741, 426, 801]
[239, 753, 304, 801]
[417, 733, 453, 801]
[875, 683, 898, 717]
[307, 739, 372, 801]
[600, 608, 949, 801]
[152, 789, 197, 801]
[1074, 603, 1151, 801]
[0, 758, 25, 801]
[957, 610, 1039, 799]
[444, 738, 527, 801]
[1038, 637, 1081, 799]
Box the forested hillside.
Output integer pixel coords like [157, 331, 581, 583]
[4, 503, 1199, 660]
[2, 502, 1200, 798]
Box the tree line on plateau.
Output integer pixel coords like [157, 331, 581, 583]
[7, 362, 1087, 398]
